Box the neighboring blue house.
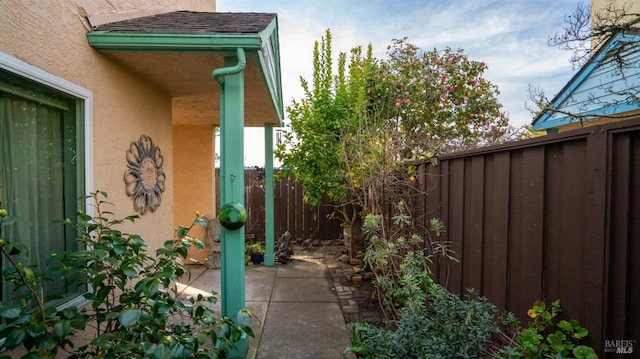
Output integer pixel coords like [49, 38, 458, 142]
[532, 31, 640, 133]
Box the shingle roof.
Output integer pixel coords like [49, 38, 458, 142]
[93, 11, 277, 34]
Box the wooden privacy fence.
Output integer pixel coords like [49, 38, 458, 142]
[218, 118, 638, 355]
[215, 168, 342, 242]
[417, 119, 640, 355]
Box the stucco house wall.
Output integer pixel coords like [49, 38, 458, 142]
[0, 0, 215, 251]
[173, 124, 215, 261]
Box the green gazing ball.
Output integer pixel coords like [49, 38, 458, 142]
[218, 202, 247, 230]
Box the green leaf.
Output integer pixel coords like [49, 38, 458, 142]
[573, 345, 598, 359]
[122, 266, 137, 278]
[53, 320, 72, 338]
[557, 320, 572, 332]
[176, 226, 189, 239]
[4, 327, 26, 348]
[144, 278, 160, 296]
[0, 306, 22, 319]
[118, 308, 142, 328]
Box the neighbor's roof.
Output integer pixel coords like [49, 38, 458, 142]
[93, 11, 277, 34]
[532, 31, 640, 131]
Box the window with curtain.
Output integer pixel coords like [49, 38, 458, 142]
[0, 69, 85, 306]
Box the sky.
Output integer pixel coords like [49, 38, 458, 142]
[215, 0, 582, 166]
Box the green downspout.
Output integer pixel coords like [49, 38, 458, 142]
[264, 124, 275, 266]
[213, 48, 248, 358]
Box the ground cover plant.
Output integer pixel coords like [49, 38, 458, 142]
[0, 191, 252, 359]
[496, 300, 598, 359]
[346, 287, 503, 358]
[345, 205, 506, 358]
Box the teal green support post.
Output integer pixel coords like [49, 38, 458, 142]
[213, 49, 247, 358]
[264, 124, 275, 266]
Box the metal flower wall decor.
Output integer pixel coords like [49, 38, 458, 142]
[124, 134, 166, 215]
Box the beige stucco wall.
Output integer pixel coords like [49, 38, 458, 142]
[591, 0, 640, 49]
[0, 0, 215, 251]
[173, 125, 215, 262]
[592, 0, 640, 19]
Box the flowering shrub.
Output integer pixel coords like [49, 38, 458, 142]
[0, 191, 252, 359]
[372, 38, 510, 155]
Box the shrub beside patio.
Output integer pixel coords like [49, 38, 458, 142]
[0, 192, 251, 359]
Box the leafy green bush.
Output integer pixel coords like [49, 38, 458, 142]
[497, 300, 598, 359]
[361, 206, 457, 319]
[350, 205, 509, 358]
[0, 191, 252, 359]
[346, 287, 502, 358]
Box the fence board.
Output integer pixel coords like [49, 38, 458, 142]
[482, 152, 510, 310]
[583, 129, 607, 346]
[432, 159, 448, 285]
[462, 156, 484, 293]
[448, 158, 465, 295]
[629, 131, 640, 346]
[606, 132, 628, 341]
[509, 146, 546, 319]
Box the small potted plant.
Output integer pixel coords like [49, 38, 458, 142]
[245, 242, 265, 265]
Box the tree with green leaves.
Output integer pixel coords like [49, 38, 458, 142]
[276, 30, 514, 259]
[276, 30, 374, 208]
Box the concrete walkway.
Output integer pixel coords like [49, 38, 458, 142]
[178, 253, 354, 358]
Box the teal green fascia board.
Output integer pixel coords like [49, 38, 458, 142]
[256, 19, 284, 125]
[87, 32, 264, 52]
[256, 51, 284, 125]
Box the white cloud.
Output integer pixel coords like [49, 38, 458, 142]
[217, 0, 582, 165]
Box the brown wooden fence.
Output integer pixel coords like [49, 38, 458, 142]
[418, 118, 640, 356]
[215, 168, 342, 242]
[219, 118, 639, 355]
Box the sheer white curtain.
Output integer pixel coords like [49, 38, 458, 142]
[1, 94, 68, 303]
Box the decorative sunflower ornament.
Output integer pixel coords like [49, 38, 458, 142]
[124, 135, 166, 215]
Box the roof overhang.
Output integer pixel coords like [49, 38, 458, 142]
[87, 11, 284, 127]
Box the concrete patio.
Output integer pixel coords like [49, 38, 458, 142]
[177, 251, 356, 358]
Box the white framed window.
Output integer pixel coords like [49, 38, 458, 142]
[0, 52, 93, 307]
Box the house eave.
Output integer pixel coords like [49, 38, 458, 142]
[87, 25, 284, 127]
[87, 32, 264, 52]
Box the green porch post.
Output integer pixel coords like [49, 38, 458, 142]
[264, 123, 275, 266]
[214, 49, 247, 357]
